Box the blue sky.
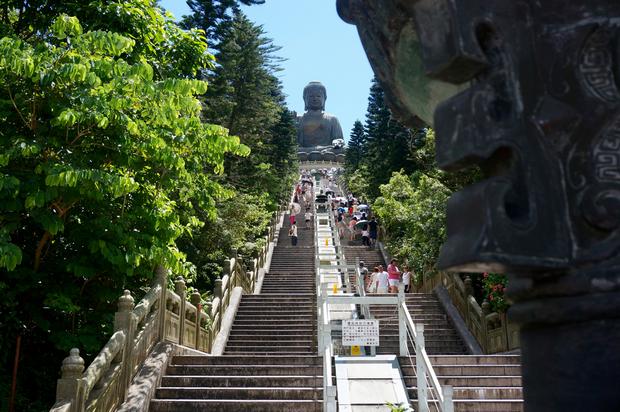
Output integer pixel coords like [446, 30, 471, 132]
[159, 0, 374, 141]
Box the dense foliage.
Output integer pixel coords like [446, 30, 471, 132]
[0, 0, 296, 409]
[372, 171, 451, 277]
[181, 0, 265, 46]
[178, 11, 297, 291]
[344, 78, 419, 200]
[482, 272, 509, 313]
[344, 120, 365, 173]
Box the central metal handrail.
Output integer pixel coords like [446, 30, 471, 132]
[401, 300, 454, 412]
[313, 180, 339, 412]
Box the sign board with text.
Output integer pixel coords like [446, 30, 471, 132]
[342, 319, 380, 346]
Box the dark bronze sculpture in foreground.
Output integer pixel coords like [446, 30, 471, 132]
[337, 0, 620, 410]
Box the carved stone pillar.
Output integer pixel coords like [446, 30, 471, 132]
[338, 1, 620, 410]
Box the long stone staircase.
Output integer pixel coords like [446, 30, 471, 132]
[150, 213, 322, 411]
[147, 177, 522, 411]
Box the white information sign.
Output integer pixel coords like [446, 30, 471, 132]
[342, 319, 380, 346]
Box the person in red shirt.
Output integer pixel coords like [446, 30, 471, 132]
[387, 259, 401, 293]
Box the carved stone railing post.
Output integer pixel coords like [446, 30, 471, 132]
[213, 275, 223, 317]
[214, 276, 222, 299]
[54, 348, 85, 412]
[464, 275, 473, 297]
[222, 258, 231, 283]
[481, 299, 491, 352]
[174, 277, 186, 346]
[113, 290, 135, 403]
[155, 265, 167, 340]
[339, 1, 620, 409]
[191, 290, 201, 349]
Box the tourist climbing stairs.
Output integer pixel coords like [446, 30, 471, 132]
[150, 199, 322, 411]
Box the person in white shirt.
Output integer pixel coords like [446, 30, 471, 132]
[289, 221, 298, 246]
[361, 225, 370, 247]
[367, 267, 379, 293]
[402, 265, 411, 293]
[376, 266, 389, 294]
[304, 208, 312, 228]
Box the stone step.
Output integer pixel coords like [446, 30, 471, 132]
[243, 292, 316, 296]
[379, 324, 459, 332]
[372, 315, 449, 322]
[240, 296, 315, 301]
[368, 301, 443, 307]
[171, 355, 321, 366]
[155, 387, 322, 400]
[229, 329, 316, 336]
[259, 286, 315, 290]
[427, 399, 524, 412]
[232, 321, 314, 328]
[377, 343, 466, 353]
[398, 375, 522, 387]
[268, 261, 315, 264]
[234, 308, 315, 314]
[379, 334, 464, 344]
[228, 334, 315, 341]
[224, 339, 314, 346]
[234, 314, 315, 320]
[224, 345, 315, 353]
[165, 365, 322, 376]
[150, 399, 322, 412]
[440, 376, 522, 387]
[261, 276, 316, 279]
[266, 269, 315, 273]
[259, 284, 316, 289]
[160, 375, 323, 388]
[223, 351, 317, 356]
[425, 355, 522, 365]
[408, 387, 523, 400]
[400, 364, 522, 376]
[237, 303, 315, 315]
[239, 300, 316, 312]
[271, 253, 316, 257]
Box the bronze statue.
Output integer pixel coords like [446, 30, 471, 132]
[297, 81, 344, 154]
[338, 0, 620, 410]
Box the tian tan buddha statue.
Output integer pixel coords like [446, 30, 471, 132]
[297, 81, 344, 160]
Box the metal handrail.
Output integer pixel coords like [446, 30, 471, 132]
[401, 301, 454, 412]
[314, 187, 338, 412]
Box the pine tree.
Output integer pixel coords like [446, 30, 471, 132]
[361, 77, 416, 198]
[345, 120, 365, 174]
[181, 0, 265, 46]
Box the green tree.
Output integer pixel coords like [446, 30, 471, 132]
[353, 78, 417, 199]
[202, 11, 295, 200]
[409, 128, 481, 192]
[344, 120, 365, 176]
[0, 9, 247, 409]
[175, 11, 297, 290]
[181, 0, 265, 45]
[373, 171, 451, 278]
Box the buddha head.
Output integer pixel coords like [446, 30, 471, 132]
[303, 81, 327, 111]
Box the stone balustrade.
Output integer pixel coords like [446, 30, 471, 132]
[49, 203, 286, 412]
[415, 271, 520, 354]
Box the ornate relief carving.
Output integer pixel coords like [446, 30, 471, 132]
[579, 26, 620, 103]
